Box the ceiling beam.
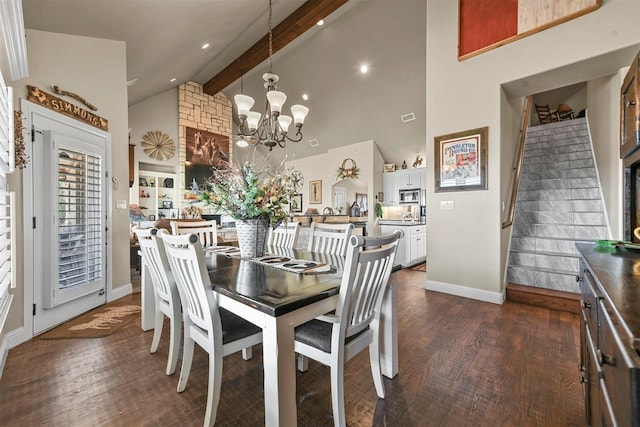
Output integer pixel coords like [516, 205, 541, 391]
[203, 0, 349, 96]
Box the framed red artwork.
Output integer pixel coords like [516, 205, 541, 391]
[458, 0, 600, 60]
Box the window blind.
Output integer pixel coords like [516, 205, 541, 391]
[0, 67, 15, 335]
[57, 148, 103, 291]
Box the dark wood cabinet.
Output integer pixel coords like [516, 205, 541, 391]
[621, 51, 640, 159]
[577, 243, 640, 426]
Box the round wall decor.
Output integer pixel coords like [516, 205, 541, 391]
[141, 131, 175, 161]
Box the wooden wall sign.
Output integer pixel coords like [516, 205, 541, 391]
[458, 0, 601, 60]
[26, 85, 108, 131]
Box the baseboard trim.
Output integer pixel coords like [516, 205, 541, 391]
[1, 326, 28, 379]
[506, 283, 580, 314]
[0, 332, 8, 379]
[109, 282, 132, 302]
[426, 280, 505, 305]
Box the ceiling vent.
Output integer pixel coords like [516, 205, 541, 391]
[401, 113, 416, 123]
[309, 139, 319, 147]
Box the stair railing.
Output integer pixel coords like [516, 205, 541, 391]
[502, 96, 532, 229]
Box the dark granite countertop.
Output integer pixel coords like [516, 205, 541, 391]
[576, 241, 640, 351]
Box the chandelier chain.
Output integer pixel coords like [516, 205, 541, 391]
[268, 0, 273, 73]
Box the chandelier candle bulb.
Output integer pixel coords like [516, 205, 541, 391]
[278, 115, 292, 133]
[267, 90, 287, 114]
[234, 94, 255, 117]
[247, 111, 261, 130]
[291, 104, 309, 125]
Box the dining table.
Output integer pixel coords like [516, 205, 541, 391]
[139, 245, 399, 426]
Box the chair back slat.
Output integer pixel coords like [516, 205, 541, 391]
[336, 232, 401, 340]
[268, 221, 301, 249]
[308, 222, 354, 256]
[171, 220, 218, 248]
[535, 104, 559, 124]
[133, 227, 175, 303]
[161, 231, 220, 335]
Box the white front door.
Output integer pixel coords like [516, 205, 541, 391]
[25, 102, 110, 334]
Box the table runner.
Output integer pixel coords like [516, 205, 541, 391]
[205, 246, 336, 274]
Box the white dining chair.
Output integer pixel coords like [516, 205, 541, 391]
[294, 231, 401, 427]
[132, 226, 182, 376]
[160, 230, 263, 427]
[268, 221, 301, 249]
[170, 219, 218, 248]
[307, 222, 354, 256]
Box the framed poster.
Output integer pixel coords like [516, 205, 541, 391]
[185, 127, 230, 190]
[309, 180, 322, 204]
[458, 0, 600, 60]
[434, 126, 488, 192]
[291, 193, 303, 213]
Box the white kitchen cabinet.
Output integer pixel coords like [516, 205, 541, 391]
[396, 169, 423, 189]
[379, 224, 426, 267]
[383, 168, 426, 205]
[383, 173, 399, 205]
[137, 170, 178, 220]
[408, 225, 426, 265]
[380, 225, 407, 266]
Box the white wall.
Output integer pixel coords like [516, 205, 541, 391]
[2, 29, 128, 338]
[128, 88, 179, 204]
[587, 71, 625, 238]
[426, 0, 640, 302]
[286, 140, 383, 233]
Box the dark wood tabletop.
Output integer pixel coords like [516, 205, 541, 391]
[205, 248, 343, 317]
[576, 242, 640, 350]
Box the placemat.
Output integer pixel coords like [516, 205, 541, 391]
[205, 246, 335, 274]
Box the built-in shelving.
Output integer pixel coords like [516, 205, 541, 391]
[138, 170, 178, 220]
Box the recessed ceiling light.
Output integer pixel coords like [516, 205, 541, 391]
[201, 43, 210, 49]
[317, 19, 324, 26]
[170, 78, 176, 83]
[127, 78, 137, 87]
[302, 94, 309, 101]
[360, 64, 369, 74]
[309, 139, 319, 147]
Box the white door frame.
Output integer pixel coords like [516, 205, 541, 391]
[19, 100, 113, 341]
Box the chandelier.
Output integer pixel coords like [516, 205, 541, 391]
[234, 0, 309, 151]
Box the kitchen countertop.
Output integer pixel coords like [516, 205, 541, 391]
[379, 220, 426, 226]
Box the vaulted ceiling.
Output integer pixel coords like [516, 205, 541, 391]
[21, 0, 427, 167]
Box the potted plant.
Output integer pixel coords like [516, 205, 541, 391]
[204, 162, 303, 258]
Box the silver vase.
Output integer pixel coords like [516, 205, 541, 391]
[235, 218, 269, 258]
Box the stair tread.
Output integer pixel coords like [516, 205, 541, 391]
[509, 248, 580, 258]
[508, 119, 594, 292]
[508, 264, 579, 275]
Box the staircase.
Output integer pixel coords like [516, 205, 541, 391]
[507, 117, 608, 294]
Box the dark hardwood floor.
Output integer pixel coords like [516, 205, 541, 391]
[0, 269, 584, 426]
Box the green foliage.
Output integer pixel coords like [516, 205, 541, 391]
[205, 162, 303, 226]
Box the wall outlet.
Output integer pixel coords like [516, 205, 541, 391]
[117, 200, 127, 209]
[440, 200, 454, 210]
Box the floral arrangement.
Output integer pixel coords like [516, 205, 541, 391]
[336, 158, 359, 180]
[14, 111, 29, 169]
[181, 205, 202, 219]
[204, 162, 303, 226]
